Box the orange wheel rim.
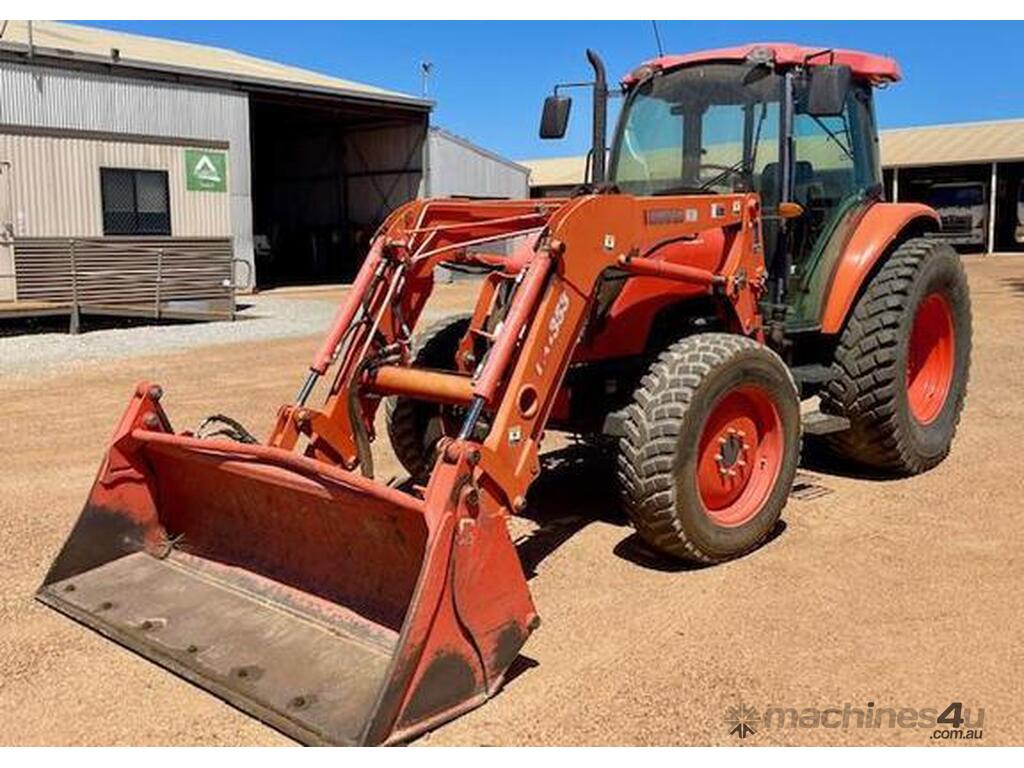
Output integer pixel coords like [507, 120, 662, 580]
[907, 292, 955, 425]
[696, 385, 784, 528]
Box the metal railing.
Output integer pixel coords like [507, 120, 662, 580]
[9, 236, 245, 332]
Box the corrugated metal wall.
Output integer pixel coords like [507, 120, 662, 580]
[0, 60, 252, 274]
[0, 133, 231, 238]
[346, 122, 427, 225]
[425, 129, 529, 199]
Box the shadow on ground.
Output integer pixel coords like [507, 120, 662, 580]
[514, 437, 880, 579]
[800, 435, 902, 482]
[490, 432, 900, 695]
[1001, 277, 1024, 296]
[515, 442, 629, 578]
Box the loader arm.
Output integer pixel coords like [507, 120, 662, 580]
[277, 190, 766, 508]
[38, 191, 767, 746]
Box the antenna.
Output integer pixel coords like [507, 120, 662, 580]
[651, 20, 665, 57]
[420, 60, 434, 97]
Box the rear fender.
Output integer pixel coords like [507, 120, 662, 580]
[819, 203, 939, 334]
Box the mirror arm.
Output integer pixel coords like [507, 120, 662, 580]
[553, 81, 595, 95]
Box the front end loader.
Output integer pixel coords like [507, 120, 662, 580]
[39, 43, 971, 745]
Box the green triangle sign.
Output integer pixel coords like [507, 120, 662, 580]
[185, 149, 227, 192]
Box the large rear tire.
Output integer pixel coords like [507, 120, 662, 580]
[821, 237, 972, 474]
[616, 333, 801, 564]
[385, 314, 472, 480]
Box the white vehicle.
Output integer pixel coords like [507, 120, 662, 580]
[1016, 180, 1024, 244]
[926, 181, 987, 247]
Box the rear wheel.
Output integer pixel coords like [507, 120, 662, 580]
[616, 333, 801, 563]
[821, 237, 972, 474]
[385, 314, 472, 480]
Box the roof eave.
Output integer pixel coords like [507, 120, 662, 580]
[0, 40, 433, 112]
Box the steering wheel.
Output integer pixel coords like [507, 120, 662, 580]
[697, 163, 747, 188]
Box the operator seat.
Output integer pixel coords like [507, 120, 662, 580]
[759, 161, 816, 211]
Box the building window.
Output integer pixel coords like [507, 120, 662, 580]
[100, 168, 171, 235]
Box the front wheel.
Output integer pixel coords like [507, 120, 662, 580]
[616, 334, 801, 564]
[821, 237, 972, 474]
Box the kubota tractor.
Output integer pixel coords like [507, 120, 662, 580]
[39, 43, 971, 745]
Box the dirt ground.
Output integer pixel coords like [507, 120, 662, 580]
[1, 258, 1022, 746]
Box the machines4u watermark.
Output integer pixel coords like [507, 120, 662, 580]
[725, 700, 984, 742]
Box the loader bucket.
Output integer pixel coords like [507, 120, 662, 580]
[37, 384, 537, 745]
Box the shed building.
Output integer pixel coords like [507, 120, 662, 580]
[423, 127, 529, 200]
[0, 21, 526, 323]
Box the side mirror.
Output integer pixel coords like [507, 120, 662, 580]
[539, 95, 572, 139]
[806, 64, 852, 117]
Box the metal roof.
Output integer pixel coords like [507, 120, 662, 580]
[0, 20, 430, 109]
[879, 118, 1024, 168]
[522, 118, 1024, 186]
[519, 155, 589, 187]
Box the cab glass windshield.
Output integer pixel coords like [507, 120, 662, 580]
[609, 63, 782, 196]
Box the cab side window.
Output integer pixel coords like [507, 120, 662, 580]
[791, 82, 880, 263]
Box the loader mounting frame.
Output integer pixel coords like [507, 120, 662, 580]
[38, 192, 767, 745]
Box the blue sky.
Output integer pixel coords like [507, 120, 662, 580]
[76, 21, 1024, 161]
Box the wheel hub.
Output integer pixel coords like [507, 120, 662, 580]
[696, 386, 783, 528]
[715, 427, 750, 476]
[907, 291, 955, 425]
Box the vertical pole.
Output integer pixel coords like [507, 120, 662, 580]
[421, 121, 432, 198]
[68, 238, 79, 335]
[988, 161, 998, 255]
[772, 70, 796, 307]
[228, 257, 237, 321]
[155, 248, 163, 320]
[892, 166, 900, 202]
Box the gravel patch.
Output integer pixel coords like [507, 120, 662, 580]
[0, 292, 469, 380]
[0, 295, 340, 379]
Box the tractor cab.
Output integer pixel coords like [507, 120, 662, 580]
[542, 44, 899, 329]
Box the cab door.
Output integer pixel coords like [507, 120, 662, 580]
[785, 82, 882, 329]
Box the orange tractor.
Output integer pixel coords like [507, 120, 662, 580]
[39, 43, 971, 745]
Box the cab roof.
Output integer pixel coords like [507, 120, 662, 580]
[624, 43, 901, 86]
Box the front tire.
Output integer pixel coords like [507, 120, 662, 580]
[616, 333, 801, 563]
[821, 237, 972, 474]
